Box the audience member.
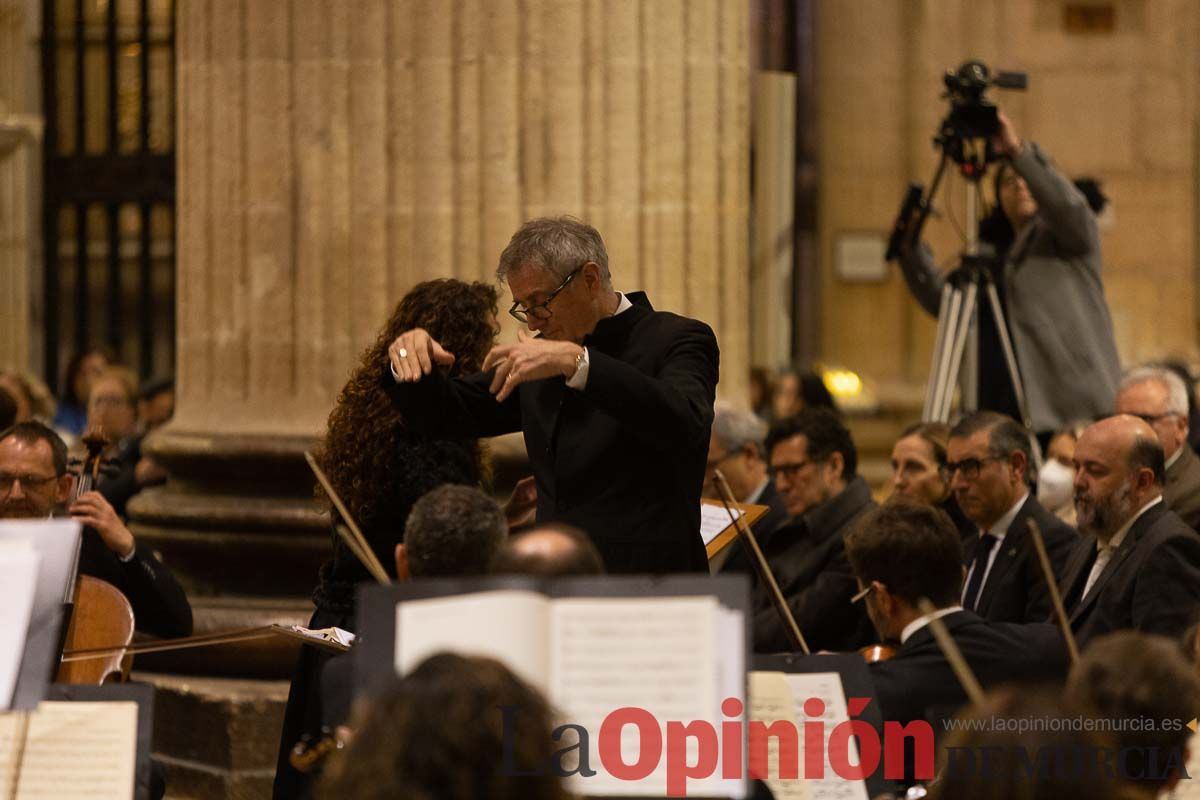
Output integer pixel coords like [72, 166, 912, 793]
[490, 522, 605, 576]
[946, 411, 1076, 624]
[1065, 631, 1200, 798]
[1038, 421, 1088, 525]
[1060, 415, 1200, 646]
[849, 500, 1067, 735]
[888, 421, 973, 540]
[0, 421, 191, 638]
[0, 369, 55, 424]
[753, 409, 875, 653]
[1115, 365, 1200, 530]
[1160, 359, 1200, 457]
[136, 375, 175, 433]
[318, 652, 569, 800]
[928, 688, 1132, 800]
[771, 368, 837, 420]
[53, 349, 108, 438]
[704, 404, 789, 574]
[748, 366, 773, 421]
[86, 366, 152, 517]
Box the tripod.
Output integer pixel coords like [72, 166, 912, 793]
[916, 166, 1043, 468]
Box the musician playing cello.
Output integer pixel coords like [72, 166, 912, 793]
[0, 421, 191, 638]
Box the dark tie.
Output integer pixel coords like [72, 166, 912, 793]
[963, 533, 1000, 612]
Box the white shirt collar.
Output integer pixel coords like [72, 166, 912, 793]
[1100, 496, 1162, 553]
[1166, 446, 1184, 472]
[614, 292, 633, 316]
[901, 605, 964, 645]
[984, 490, 1029, 539]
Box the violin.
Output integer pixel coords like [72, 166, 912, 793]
[55, 430, 136, 685]
[859, 643, 897, 663]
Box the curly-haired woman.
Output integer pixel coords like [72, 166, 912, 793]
[274, 278, 500, 799]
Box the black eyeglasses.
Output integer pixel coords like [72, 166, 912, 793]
[508, 267, 582, 323]
[938, 455, 1008, 482]
[0, 472, 59, 495]
[770, 459, 819, 481]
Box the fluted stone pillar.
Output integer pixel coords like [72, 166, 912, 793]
[0, 0, 40, 372]
[134, 0, 751, 599]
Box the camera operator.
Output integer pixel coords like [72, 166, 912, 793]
[899, 111, 1121, 440]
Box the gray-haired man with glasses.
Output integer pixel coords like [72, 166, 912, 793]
[384, 216, 719, 574]
[946, 411, 1075, 625]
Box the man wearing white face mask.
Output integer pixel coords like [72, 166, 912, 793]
[1037, 424, 1088, 526]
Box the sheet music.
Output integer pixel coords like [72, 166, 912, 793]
[700, 504, 743, 545]
[748, 671, 813, 800]
[0, 701, 138, 799]
[395, 590, 551, 692]
[781, 673, 870, 800]
[0, 544, 40, 710]
[549, 596, 718, 796]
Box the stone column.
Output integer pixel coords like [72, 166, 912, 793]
[0, 0, 41, 372]
[135, 0, 751, 600]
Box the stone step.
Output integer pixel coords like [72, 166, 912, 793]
[139, 671, 290, 800]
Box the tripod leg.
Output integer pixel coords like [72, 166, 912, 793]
[923, 284, 956, 421]
[940, 282, 978, 422]
[930, 287, 964, 422]
[983, 281, 1044, 469]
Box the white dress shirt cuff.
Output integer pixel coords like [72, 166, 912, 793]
[566, 347, 590, 390]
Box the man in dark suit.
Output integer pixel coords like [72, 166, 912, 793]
[386, 217, 719, 574]
[1060, 415, 1200, 646]
[703, 403, 789, 574]
[752, 409, 876, 653]
[847, 500, 1068, 732]
[0, 421, 192, 638]
[946, 411, 1076, 624]
[1115, 366, 1200, 531]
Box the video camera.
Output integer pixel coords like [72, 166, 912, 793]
[938, 60, 1027, 176]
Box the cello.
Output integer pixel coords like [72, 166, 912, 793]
[55, 430, 136, 684]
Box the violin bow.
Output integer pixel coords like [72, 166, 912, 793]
[303, 452, 390, 585]
[917, 597, 985, 706]
[713, 470, 810, 655]
[1026, 518, 1080, 665]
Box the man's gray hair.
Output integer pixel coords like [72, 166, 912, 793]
[711, 403, 768, 458]
[1121, 366, 1189, 417]
[496, 216, 611, 289]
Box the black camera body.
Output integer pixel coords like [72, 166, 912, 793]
[938, 60, 1027, 177]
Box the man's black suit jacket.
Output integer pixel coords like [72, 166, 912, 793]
[753, 476, 876, 653]
[961, 495, 1076, 624]
[78, 530, 193, 638]
[868, 611, 1068, 730]
[1058, 500, 1200, 647]
[717, 479, 789, 576]
[1165, 444, 1200, 532]
[385, 292, 719, 574]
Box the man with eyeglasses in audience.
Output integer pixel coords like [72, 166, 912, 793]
[945, 411, 1075, 625]
[0, 421, 192, 638]
[385, 216, 719, 574]
[752, 408, 876, 653]
[1115, 365, 1200, 532]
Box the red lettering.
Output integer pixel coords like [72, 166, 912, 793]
[748, 720, 799, 780]
[599, 708, 662, 781]
[666, 720, 719, 796]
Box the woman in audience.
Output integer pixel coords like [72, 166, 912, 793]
[52, 349, 108, 439]
[1038, 422, 1088, 525]
[318, 653, 569, 800]
[888, 421, 974, 540]
[0, 369, 55, 424]
[772, 367, 837, 420]
[274, 278, 500, 799]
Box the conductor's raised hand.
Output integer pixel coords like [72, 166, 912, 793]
[388, 328, 456, 383]
[993, 110, 1022, 158]
[483, 330, 583, 403]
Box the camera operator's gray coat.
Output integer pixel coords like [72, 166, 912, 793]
[900, 142, 1121, 433]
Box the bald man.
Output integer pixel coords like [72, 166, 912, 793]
[490, 523, 606, 576]
[1059, 415, 1200, 646]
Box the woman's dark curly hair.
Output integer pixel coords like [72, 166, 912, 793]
[314, 279, 499, 598]
[318, 652, 570, 800]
